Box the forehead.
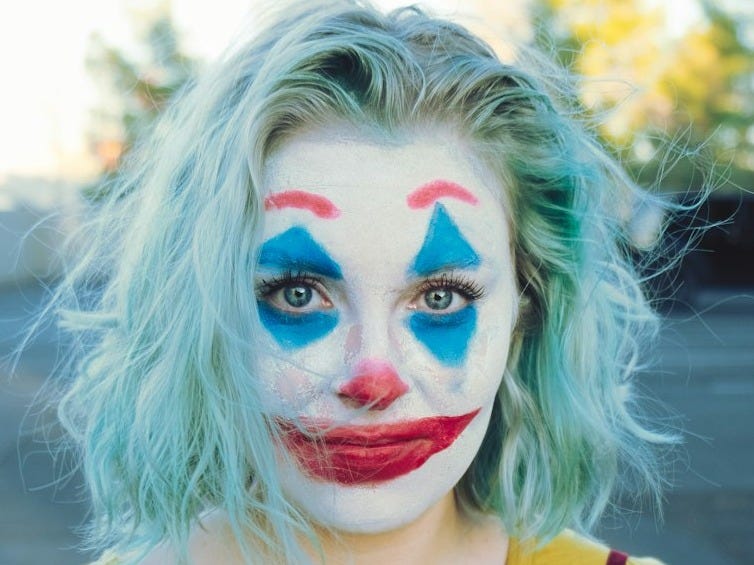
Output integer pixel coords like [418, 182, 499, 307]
[266, 125, 501, 199]
[260, 125, 510, 257]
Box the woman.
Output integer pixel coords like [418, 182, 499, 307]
[59, 1, 671, 563]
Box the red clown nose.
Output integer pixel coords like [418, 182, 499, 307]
[338, 359, 408, 410]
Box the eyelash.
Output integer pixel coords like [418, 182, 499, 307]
[417, 272, 486, 301]
[254, 271, 485, 302]
[255, 271, 325, 298]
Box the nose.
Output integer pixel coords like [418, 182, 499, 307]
[338, 359, 408, 410]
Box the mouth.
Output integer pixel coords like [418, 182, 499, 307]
[275, 408, 480, 485]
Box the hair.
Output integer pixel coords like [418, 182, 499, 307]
[56, 0, 674, 562]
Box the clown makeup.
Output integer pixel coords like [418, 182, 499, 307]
[253, 124, 518, 534]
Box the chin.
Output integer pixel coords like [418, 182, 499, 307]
[277, 405, 492, 534]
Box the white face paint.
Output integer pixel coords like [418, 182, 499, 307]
[253, 124, 517, 533]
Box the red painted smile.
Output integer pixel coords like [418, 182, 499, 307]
[276, 409, 480, 485]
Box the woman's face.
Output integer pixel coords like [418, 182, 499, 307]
[253, 124, 517, 533]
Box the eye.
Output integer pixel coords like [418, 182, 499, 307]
[283, 285, 313, 308]
[412, 273, 485, 314]
[423, 288, 453, 310]
[256, 272, 333, 313]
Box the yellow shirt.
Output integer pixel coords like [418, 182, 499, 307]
[508, 529, 666, 565]
[92, 529, 666, 564]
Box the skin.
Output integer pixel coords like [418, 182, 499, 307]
[256, 123, 516, 561]
[143, 123, 516, 564]
[142, 502, 507, 564]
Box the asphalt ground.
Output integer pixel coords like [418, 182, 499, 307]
[1, 282, 753, 564]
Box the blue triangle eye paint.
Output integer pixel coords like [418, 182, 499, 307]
[258, 226, 343, 280]
[407, 203, 480, 365]
[410, 203, 480, 276]
[407, 307, 477, 366]
[257, 226, 342, 349]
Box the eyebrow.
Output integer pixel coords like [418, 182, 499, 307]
[406, 180, 479, 209]
[258, 226, 343, 279]
[410, 203, 481, 276]
[264, 190, 341, 219]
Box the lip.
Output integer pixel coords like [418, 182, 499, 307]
[276, 408, 480, 485]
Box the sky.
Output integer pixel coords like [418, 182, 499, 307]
[0, 0, 710, 184]
[0, 0, 485, 181]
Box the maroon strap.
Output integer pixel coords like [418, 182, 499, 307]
[606, 549, 629, 565]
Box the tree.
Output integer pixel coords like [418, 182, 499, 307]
[530, 0, 754, 192]
[89, 1, 754, 194]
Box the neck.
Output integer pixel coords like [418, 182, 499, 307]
[304, 491, 505, 565]
[181, 493, 508, 565]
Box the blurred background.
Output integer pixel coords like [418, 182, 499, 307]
[0, 0, 752, 563]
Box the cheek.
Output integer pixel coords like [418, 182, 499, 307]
[463, 308, 514, 393]
[406, 306, 477, 367]
[418, 303, 512, 403]
[255, 358, 334, 417]
[253, 313, 357, 420]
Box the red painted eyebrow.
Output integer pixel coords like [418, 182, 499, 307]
[264, 190, 341, 219]
[406, 180, 479, 209]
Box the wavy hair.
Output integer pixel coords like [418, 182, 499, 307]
[57, 0, 673, 562]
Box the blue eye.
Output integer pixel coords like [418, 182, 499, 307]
[414, 272, 485, 315]
[256, 276, 338, 349]
[424, 289, 453, 310]
[256, 272, 332, 314]
[284, 285, 313, 308]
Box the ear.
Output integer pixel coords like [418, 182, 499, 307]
[513, 292, 537, 336]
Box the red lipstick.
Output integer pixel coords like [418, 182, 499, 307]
[276, 409, 480, 485]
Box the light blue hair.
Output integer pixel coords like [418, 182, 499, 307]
[56, 0, 674, 562]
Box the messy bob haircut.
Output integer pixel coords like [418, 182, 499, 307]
[56, 0, 672, 562]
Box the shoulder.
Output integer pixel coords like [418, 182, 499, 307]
[89, 510, 246, 565]
[507, 529, 666, 565]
